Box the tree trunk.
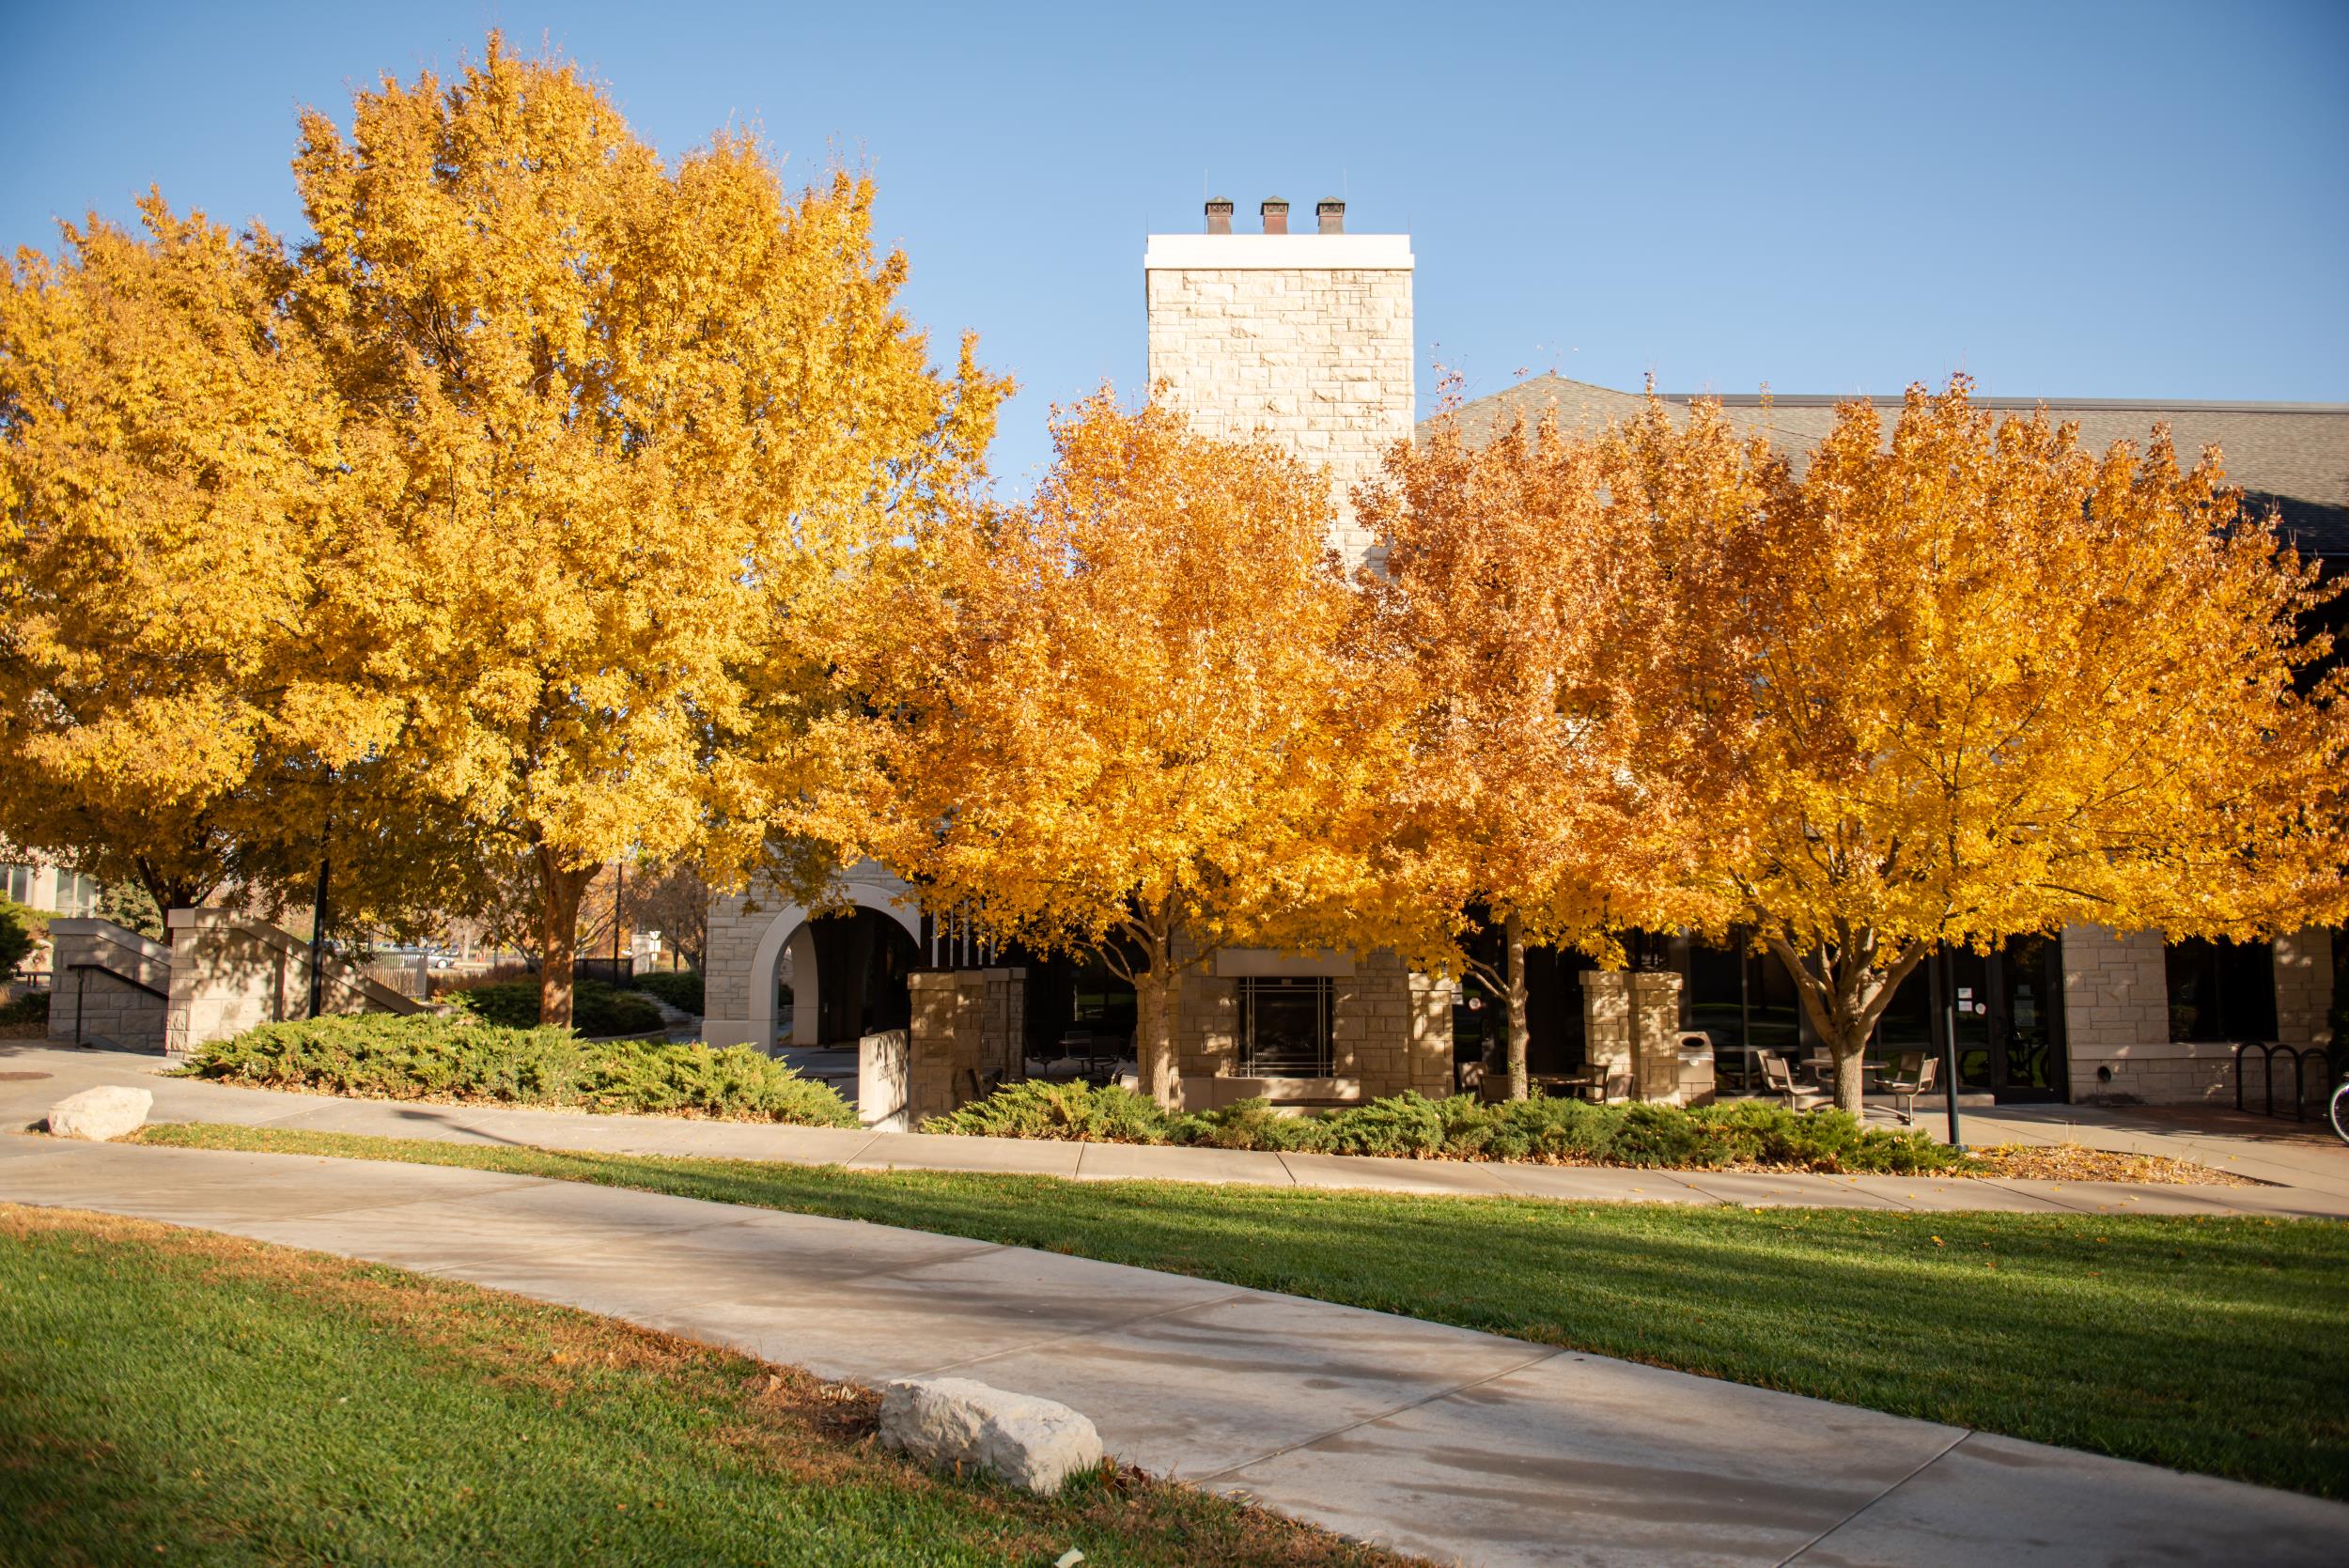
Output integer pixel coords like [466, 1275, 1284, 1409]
[1831, 1042, 1869, 1114]
[1503, 911, 1532, 1102]
[537, 854, 595, 1031]
[1134, 968, 1177, 1109]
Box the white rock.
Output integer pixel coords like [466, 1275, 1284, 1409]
[47, 1085, 154, 1141]
[879, 1376, 1102, 1497]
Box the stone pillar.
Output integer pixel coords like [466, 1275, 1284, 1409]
[2276, 929, 2336, 1111]
[1580, 970, 1688, 1103]
[1406, 970, 1457, 1097]
[905, 968, 1027, 1126]
[1629, 972, 1688, 1102]
[1580, 971, 1632, 1099]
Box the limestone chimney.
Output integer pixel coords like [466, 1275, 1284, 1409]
[1260, 198, 1289, 235]
[1316, 199, 1345, 234]
[1204, 197, 1233, 236]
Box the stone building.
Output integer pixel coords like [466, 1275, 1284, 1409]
[704, 194, 2347, 1113]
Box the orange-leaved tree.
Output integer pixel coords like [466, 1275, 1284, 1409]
[0, 194, 415, 918]
[1354, 408, 1707, 1099]
[293, 34, 1006, 1026]
[1616, 380, 2349, 1111]
[855, 392, 1396, 1106]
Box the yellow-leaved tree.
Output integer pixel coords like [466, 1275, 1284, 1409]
[854, 393, 1394, 1106]
[292, 35, 1005, 1025]
[1616, 380, 2349, 1111]
[1354, 409, 1705, 1099]
[0, 195, 411, 917]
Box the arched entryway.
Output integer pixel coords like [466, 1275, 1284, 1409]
[803, 907, 918, 1045]
[746, 892, 922, 1052]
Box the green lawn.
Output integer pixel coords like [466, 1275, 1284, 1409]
[0, 1204, 1409, 1568]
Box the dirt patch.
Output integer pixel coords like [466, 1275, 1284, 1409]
[1969, 1142, 2265, 1187]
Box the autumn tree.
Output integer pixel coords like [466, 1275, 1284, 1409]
[292, 35, 1005, 1027]
[1354, 410, 1704, 1099]
[0, 196, 415, 919]
[1616, 380, 2349, 1111]
[854, 393, 1394, 1107]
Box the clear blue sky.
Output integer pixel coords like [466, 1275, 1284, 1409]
[7, 0, 2344, 489]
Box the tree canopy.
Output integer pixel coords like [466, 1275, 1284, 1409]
[1610, 380, 2349, 1108]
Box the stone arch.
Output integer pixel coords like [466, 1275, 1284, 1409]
[744, 891, 921, 1052]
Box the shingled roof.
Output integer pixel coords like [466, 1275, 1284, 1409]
[1428, 375, 2349, 558]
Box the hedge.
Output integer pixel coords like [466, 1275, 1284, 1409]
[626, 970, 705, 1017]
[922, 1081, 1975, 1175]
[444, 980, 663, 1038]
[188, 1013, 856, 1126]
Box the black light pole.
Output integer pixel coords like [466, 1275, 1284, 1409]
[613, 860, 624, 977]
[1940, 968, 1964, 1151]
[306, 851, 332, 1019]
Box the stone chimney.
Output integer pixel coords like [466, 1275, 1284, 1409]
[1204, 197, 1233, 236]
[1260, 198, 1289, 235]
[1316, 199, 1345, 234]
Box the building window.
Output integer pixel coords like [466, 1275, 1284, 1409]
[2165, 938, 2277, 1042]
[1238, 976, 1333, 1078]
[1, 865, 32, 906]
[58, 872, 99, 917]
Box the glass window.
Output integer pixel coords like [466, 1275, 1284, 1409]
[2, 865, 31, 905]
[2165, 938, 2278, 1042]
[1238, 976, 1332, 1077]
[1682, 931, 1802, 1058]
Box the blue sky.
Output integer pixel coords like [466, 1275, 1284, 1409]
[6, 0, 2344, 489]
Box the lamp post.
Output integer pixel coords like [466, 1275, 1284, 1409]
[1940, 968, 1964, 1151]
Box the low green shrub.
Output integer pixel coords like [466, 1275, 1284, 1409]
[444, 980, 663, 1038]
[0, 900, 43, 979]
[188, 1012, 856, 1126]
[0, 990, 51, 1030]
[924, 1082, 1972, 1173]
[626, 970, 705, 1017]
[922, 1079, 1178, 1142]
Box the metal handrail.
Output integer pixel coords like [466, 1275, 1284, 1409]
[2232, 1041, 2312, 1122]
[70, 960, 169, 1050]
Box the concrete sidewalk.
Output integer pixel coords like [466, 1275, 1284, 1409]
[2, 1133, 2341, 1567]
[6, 1044, 2347, 1219]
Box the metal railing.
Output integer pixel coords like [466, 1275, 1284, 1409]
[2233, 1041, 2316, 1121]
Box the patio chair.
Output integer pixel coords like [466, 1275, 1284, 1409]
[1760, 1053, 1828, 1111]
[1878, 1054, 1937, 1126]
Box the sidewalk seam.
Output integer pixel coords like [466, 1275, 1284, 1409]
[1772, 1427, 1973, 1567]
[1185, 1344, 1569, 1486]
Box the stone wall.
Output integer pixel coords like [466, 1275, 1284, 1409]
[2061, 924, 2336, 1106]
[1169, 942, 1442, 1101]
[162, 908, 423, 1060]
[1143, 233, 1414, 567]
[46, 919, 171, 1052]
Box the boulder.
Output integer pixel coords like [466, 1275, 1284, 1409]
[879, 1376, 1102, 1497]
[46, 1085, 153, 1141]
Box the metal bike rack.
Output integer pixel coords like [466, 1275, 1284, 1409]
[2232, 1041, 2312, 1122]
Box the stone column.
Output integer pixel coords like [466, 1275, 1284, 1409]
[1406, 970, 1457, 1097]
[1580, 971, 1632, 1098]
[1580, 970, 1688, 1103]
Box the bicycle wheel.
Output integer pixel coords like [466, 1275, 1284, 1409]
[2331, 1080, 2349, 1146]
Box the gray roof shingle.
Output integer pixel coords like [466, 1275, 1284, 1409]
[1428, 376, 2349, 557]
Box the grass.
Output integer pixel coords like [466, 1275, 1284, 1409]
[132, 1121, 2349, 1499]
[0, 1204, 1412, 1567]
